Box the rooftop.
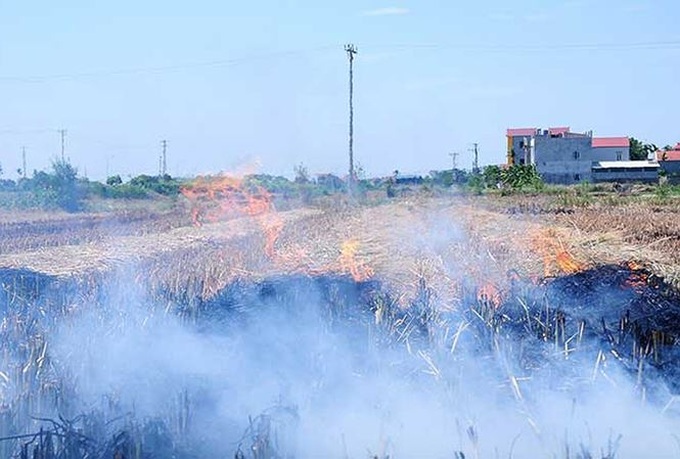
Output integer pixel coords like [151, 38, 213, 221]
[549, 127, 570, 136]
[507, 128, 537, 137]
[592, 137, 629, 148]
[657, 150, 680, 162]
[655, 143, 680, 162]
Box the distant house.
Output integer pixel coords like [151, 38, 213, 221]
[592, 137, 630, 162]
[506, 126, 651, 184]
[656, 143, 680, 176]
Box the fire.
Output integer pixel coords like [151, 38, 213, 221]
[531, 229, 585, 277]
[339, 239, 374, 282]
[181, 175, 273, 225]
[180, 174, 283, 259]
[555, 251, 583, 274]
[626, 260, 644, 271]
[622, 260, 650, 291]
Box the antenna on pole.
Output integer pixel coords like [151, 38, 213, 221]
[345, 43, 358, 197]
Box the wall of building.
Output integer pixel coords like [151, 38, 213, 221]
[508, 136, 532, 165]
[592, 168, 659, 183]
[532, 135, 593, 184]
[660, 161, 680, 174]
[592, 147, 629, 162]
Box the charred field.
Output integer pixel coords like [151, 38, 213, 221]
[2, 191, 680, 458]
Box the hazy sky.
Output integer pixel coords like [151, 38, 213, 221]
[1, 0, 679, 180]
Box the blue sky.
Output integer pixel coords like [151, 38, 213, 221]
[1, 0, 679, 180]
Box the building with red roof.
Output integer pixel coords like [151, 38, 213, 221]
[656, 143, 680, 178]
[506, 126, 642, 184]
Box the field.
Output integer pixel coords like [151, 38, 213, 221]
[1, 185, 680, 458]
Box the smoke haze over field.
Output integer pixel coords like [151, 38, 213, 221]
[37, 218, 680, 459]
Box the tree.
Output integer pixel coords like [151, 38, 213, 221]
[293, 163, 310, 184]
[629, 137, 657, 161]
[106, 175, 123, 186]
[482, 165, 502, 188]
[500, 164, 543, 190]
[22, 159, 82, 211]
[51, 158, 81, 211]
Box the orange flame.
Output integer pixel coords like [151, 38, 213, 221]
[531, 230, 585, 277]
[622, 260, 649, 291]
[180, 174, 283, 259]
[555, 251, 583, 274]
[181, 175, 273, 225]
[626, 260, 644, 271]
[339, 239, 374, 282]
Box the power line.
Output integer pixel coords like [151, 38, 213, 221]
[0, 45, 338, 83]
[2, 39, 677, 84]
[0, 128, 57, 135]
[367, 39, 680, 52]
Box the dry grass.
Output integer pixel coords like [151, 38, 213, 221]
[1, 191, 680, 295]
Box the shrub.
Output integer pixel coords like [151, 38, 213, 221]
[129, 174, 181, 196]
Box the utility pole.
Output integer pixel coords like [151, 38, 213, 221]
[160, 140, 168, 176]
[58, 129, 67, 161]
[21, 147, 27, 179]
[345, 44, 358, 197]
[449, 152, 459, 171]
[471, 143, 480, 174]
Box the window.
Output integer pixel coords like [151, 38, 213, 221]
[573, 151, 581, 160]
[519, 141, 525, 149]
[574, 174, 581, 181]
[616, 151, 623, 161]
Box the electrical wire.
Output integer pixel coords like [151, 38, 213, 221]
[0, 45, 338, 83]
[1, 39, 679, 84]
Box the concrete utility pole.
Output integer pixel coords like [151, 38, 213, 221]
[21, 147, 27, 179]
[160, 140, 168, 176]
[58, 129, 67, 161]
[471, 143, 480, 174]
[449, 152, 459, 170]
[345, 44, 358, 197]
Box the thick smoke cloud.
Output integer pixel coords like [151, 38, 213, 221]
[45, 285, 680, 456]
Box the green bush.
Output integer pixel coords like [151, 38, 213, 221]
[129, 174, 181, 196]
[15, 159, 84, 211]
[86, 181, 148, 199]
[106, 175, 123, 186]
